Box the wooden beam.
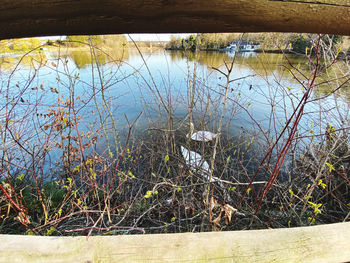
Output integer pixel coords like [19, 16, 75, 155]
[1, 222, 349, 262]
[0, 0, 350, 40]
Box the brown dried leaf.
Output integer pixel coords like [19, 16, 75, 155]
[210, 196, 220, 211]
[212, 213, 222, 230]
[222, 204, 237, 225]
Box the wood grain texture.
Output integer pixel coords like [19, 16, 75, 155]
[0, 0, 350, 40]
[0, 222, 349, 262]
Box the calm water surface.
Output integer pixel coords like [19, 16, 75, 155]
[1, 48, 349, 149]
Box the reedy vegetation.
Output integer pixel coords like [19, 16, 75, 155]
[0, 34, 349, 236]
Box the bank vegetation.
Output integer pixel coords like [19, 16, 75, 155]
[166, 33, 349, 54]
[0, 33, 349, 236]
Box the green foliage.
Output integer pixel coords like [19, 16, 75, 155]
[166, 33, 344, 53]
[252, 32, 312, 53]
[322, 35, 343, 51]
[66, 35, 103, 47]
[325, 162, 335, 173]
[308, 201, 322, 215]
[102, 34, 128, 48]
[164, 154, 169, 163]
[185, 35, 199, 51]
[1, 33, 349, 236]
[46, 226, 56, 236]
[288, 34, 312, 53]
[289, 189, 294, 198]
[198, 33, 239, 50]
[17, 173, 24, 181]
[20, 182, 65, 215]
[0, 38, 42, 53]
[166, 33, 240, 51]
[166, 35, 182, 49]
[144, 190, 158, 199]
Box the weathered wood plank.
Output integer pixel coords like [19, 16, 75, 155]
[1, 222, 349, 262]
[0, 0, 350, 40]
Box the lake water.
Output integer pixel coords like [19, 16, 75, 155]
[2, 46, 349, 233]
[1, 47, 349, 162]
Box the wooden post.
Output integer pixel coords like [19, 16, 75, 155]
[1, 0, 350, 40]
[1, 222, 349, 262]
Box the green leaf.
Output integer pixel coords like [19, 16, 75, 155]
[71, 190, 77, 198]
[308, 217, 315, 225]
[317, 179, 326, 189]
[164, 154, 169, 163]
[90, 168, 96, 179]
[325, 162, 335, 173]
[128, 171, 135, 179]
[336, 47, 342, 58]
[17, 173, 24, 181]
[289, 189, 294, 198]
[46, 227, 55, 236]
[144, 190, 153, 199]
[67, 177, 72, 187]
[73, 164, 80, 173]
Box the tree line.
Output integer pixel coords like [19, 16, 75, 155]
[0, 35, 129, 53]
[0, 38, 42, 53]
[165, 33, 346, 53]
[54, 35, 128, 49]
